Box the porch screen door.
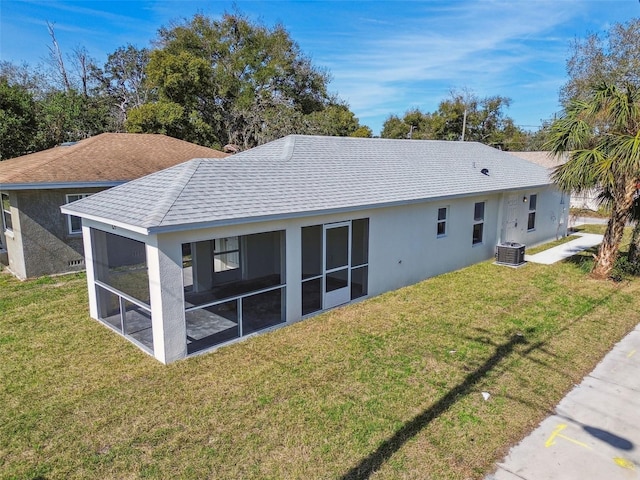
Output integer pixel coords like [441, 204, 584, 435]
[324, 222, 351, 308]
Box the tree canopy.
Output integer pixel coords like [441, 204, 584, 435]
[0, 12, 368, 159]
[562, 18, 640, 103]
[0, 78, 38, 159]
[380, 91, 527, 150]
[125, 13, 368, 149]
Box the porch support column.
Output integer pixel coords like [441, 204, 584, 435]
[147, 235, 187, 364]
[82, 224, 99, 319]
[192, 240, 213, 292]
[285, 225, 301, 323]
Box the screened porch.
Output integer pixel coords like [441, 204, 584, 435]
[182, 230, 286, 354]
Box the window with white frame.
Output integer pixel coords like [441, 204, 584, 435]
[472, 201, 485, 245]
[66, 194, 90, 234]
[1, 193, 12, 232]
[213, 236, 240, 272]
[437, 206, 448, 237]
[527, 194, 537, 231]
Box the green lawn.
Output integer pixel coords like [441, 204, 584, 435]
[1, 238, 639, 479]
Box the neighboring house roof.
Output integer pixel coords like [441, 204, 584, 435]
[508, 151, 568, 171]
[63, 135, 554, 234]
[0, 133, 227, 189]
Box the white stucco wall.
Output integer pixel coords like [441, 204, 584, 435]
[80, 186, 566, 363]
[498, 186, 569, 247]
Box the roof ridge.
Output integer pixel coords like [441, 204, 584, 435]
[282, 135, 296, 161]
[148, 159, 203, 226]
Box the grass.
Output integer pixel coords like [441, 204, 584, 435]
[526, 234, 576, 255]
[1, 238, 639, 479]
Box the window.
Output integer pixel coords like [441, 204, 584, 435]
[213, 236, 240, 272]
[437, 207, 448, 237]
[527, 194, 537, 231]
[472, 201, 485, 245]
[1, 193, 12, 232]
[66, 194, 90, 234]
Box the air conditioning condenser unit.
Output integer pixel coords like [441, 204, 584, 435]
[495, 242, 526, 266]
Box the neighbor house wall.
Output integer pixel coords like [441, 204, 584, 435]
[5, 187, 106, 279]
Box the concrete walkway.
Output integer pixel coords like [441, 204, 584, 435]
[526, 233, 604, 265]
[487, 324, 640, 479]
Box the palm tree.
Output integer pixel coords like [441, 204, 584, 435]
[546, 83, 640, 279]
[627, 197, 640, 265]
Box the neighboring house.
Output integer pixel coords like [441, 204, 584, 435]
[62, 135, 569, 364]
[0, 133, 226, 279]
[509, 151, 600, 211]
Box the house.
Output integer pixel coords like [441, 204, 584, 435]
[62, 135, 569, 364]
[0, 133, 226, 279]
[509, 151, 600, 211]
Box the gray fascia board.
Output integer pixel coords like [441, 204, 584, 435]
[147, 182, 554, 235]
[59, 206, 150, 235]
[0, 181, 123, 190]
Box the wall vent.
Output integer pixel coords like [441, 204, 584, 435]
[68, 259, 85, 267]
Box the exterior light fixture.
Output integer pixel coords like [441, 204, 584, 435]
[523, 196, 528, 203]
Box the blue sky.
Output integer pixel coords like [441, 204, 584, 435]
[0, 1, 638, 135]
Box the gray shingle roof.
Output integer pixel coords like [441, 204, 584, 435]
[62, 135, 553, 233]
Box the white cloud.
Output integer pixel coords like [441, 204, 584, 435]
[315, 0, 582, 133]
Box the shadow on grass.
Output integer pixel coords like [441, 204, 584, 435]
[339, 333, 530, 480]
[562, 248, 598, 271]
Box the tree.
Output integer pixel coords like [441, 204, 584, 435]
[127, 49, 215, 145]
[380, 91, 526, 149]
[562, 19, 640, 103]
[304, 104, 362, 137]
[380, 114, 411, 139]
[546, 83, 640, 279]
[0, 78, 38, 159]
[350, 125, 373, 138]
[91, 45, 152, 130]
[149, 12, 335, 148]
[34, 89, 110, 149]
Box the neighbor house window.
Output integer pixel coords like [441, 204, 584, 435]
[1, 193, 12, 232]
[66, 194, 90, 234]
[437, 207, 448, 237]
[472, 201, 485, 245]
[527, 194, 537, 231]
